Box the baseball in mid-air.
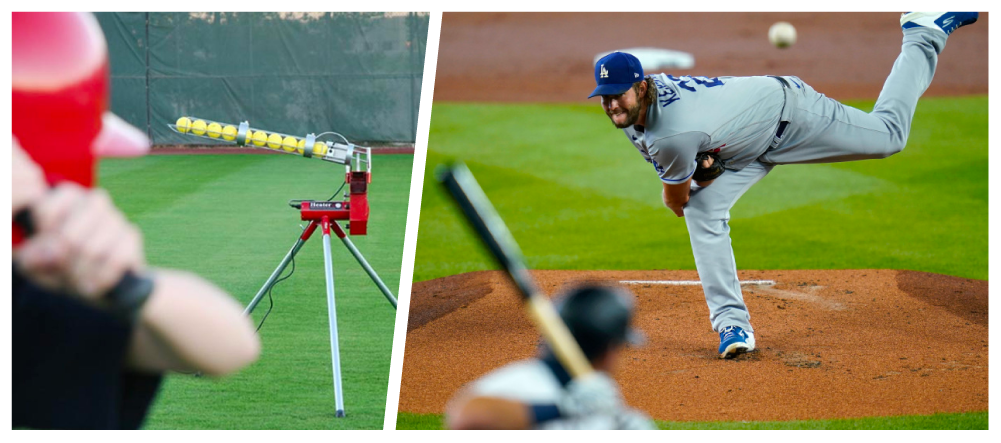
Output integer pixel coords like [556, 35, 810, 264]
[769, 21, 797, 48]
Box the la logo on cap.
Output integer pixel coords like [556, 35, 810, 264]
[588, 51, 645, 99]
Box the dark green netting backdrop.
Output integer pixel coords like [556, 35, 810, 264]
[95, 12, 429, 145]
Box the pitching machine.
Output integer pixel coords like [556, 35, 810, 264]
[170, 116, 398, 418]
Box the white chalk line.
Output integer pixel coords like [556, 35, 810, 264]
[619, 280, 775, 286]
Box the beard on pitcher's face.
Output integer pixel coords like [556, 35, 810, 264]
[601, 87, 644, 129]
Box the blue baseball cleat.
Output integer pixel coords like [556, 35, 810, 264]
[718, 325, 755, 359]
[901, 12, 979, 35]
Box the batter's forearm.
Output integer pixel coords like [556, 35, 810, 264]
[446, 396, 534, 430]
[126, 269, 260, 376]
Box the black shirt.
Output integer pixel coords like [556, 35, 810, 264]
[12, 266, 162, 429]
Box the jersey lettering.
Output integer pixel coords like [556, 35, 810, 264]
[667, 75, 725, 92]
[651, 159, 665, 175]
[634, 142, 666, 174]
[652, 77, 680, 108]
[634, 143, 654, 164]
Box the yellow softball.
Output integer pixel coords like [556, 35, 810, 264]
[267, 133, 283, 149]
[222, 125, 237, 141]
[190, 119, 207, 136]
[312, 141, 328, 157]
[252, 131, 268, 147]
[175, 117, 192, 133]
[282, 136, 298, 152]
[207, 122, 222, 138]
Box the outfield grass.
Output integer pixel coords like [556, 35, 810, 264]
[406, 96, 987, 429]
[415, 97, 987, 282]
[396, 411, 989, 430]
[99, 153, 412, 429]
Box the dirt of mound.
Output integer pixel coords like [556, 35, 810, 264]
[399, 269, 987, 422]
[435, 12, 988, 103]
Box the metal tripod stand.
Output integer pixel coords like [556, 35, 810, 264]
[244, 200, 398, 418]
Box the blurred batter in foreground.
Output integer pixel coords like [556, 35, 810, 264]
[12, 12, 260, 429]
[446, 285, 655, 430]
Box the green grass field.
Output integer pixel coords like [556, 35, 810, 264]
[396, 411, 989, 430]
[99, 153, 412, 429]
[401, 96, 988, 429]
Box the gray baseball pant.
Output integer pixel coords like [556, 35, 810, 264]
[685, 28, 948, 335]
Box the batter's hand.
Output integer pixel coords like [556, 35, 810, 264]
[12, 137, 48, 216]
[557, 373, 624, 418]
[613, 408, 657, 430]
[14, 183, 146, 301]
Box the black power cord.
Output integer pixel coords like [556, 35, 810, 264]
[183, 259, 295, 377]
[258, 177, 343, 332]
[255, 254, 295, 333]
[326, 181, 347, 202]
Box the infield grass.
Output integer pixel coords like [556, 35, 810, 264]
[99, 153, 412, 429]
[404, 96, 988, 429]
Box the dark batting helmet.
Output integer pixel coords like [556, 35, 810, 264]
[557, 284, 644, 361]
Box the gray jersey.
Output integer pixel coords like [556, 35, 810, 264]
[662, 27, 951, 338]
[624, 73, 785, 183]
[468, 359, 655, 430]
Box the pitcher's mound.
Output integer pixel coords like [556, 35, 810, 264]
[400, 269, 987, 421]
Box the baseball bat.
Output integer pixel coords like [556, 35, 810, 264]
[436, 162, 593, 378]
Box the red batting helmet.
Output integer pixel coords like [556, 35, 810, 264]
[12, 12, 150, 243]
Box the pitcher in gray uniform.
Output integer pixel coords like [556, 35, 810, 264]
[588, 12, 979, 359]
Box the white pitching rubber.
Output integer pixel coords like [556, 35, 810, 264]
[619, 280, 776, 286]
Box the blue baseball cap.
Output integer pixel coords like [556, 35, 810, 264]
[588, 52, 644, 99]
